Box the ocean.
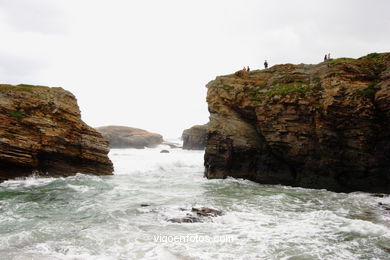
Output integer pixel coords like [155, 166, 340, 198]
[0, 146, 389, 259]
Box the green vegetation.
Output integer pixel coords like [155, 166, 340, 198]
[360, 52, 386, 60]
[0, 84, 48, 93]
[9, 110, 26, 119]
[313, 104, 324, 109]
[247, 81, 313, 104]
[359, 82, 378, 99]
[265, 82, 310, 97]
[329, 57, 356, 63]
[214, 85, 234, 91]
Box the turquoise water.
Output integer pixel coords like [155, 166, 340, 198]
[0, 148, 389, 259]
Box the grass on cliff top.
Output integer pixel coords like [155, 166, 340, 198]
[328, 57, 356, 63]
[359, 52, 387, 60]
[0, 84, 48, 93]
[329, 52, 388, 64]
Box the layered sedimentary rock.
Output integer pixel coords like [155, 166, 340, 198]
[205, 53, 390, 193]
[182, 124, 208, 150]
[0, 84, 113, 181]
[96, 126, 163, 149]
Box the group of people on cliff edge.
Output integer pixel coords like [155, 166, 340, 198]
[242, 60, 268, 71]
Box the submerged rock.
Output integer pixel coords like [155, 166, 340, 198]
[181, 124, 208, 150]
[0, 84, 113, 181]
[204, 53, 390, 193]
[96, 125, 163, 149]
[167, 207, 223, 223]
[160, 150, 170, 153]
[191, 207, 223, 217]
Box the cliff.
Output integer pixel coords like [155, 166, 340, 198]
[0, 84, 113, 181]
[204, 53, 390, 193]
[182, 124, 208, 150]
[96, 126, 163, 149]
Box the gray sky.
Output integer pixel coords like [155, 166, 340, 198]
[1, 0, 389, 138]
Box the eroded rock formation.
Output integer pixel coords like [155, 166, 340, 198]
[0, 84, 113, 181]
[204, 53, 390, 193]
[96, 126, 163, 149]
[182, 124, 208, 150]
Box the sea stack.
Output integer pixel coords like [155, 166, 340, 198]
[96, 126, 163, 149]
[0, 84, 113, 181]
[181, 124, 208, 150]
[204, 53, 390, 193]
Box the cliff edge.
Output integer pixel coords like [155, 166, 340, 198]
[0, 84, 113, 181]
[205, 53, 390, 193]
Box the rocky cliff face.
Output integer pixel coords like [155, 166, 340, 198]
[0, 84, 113, 181]
[96, 126, 163, 149]
[205, 53, 390, 193]
[182, 124, 208, 150]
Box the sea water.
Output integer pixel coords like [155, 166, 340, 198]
[0, 146, 389, 259]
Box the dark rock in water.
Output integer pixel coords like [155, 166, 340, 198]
[0, 84, 113, 182]
[378, 202, 390, 211]
[96, 125, 163, 149]
[160, 150, 170, 153]
[192, 207, 223, 217]
[371, 194, 388, 198]
[204, 52, 390, 193]
[140, 204, 151, 207]
[182, 124, 208, 150]
[168, 216, 203, 223]
[167, 207, 223, 223]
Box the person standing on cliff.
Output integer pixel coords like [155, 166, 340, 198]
[247, 66, 250, 72]
[328, 53, 331, 60]
[264, 60, 268, 69]
[324, 54, 327, 61]
[243, 66, 247, 71]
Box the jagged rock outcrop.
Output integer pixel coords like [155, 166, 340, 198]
[0, 84, 113, 181]
[182, 124, 208, 150]
[96, 126, 163, 149]
[204, 53, 390, 193]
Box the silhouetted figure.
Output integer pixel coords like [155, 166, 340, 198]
[243, 67, 247, 71]
[264, 60, 268, 69]
[324, 54, 327, 61]
[247, 66, 250, 72]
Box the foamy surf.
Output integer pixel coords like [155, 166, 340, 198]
[0, 147, 389, 259]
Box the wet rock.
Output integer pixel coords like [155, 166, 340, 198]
[192, 207, 223, 217]
[378, 202, 390, 211]
[168, 216, 203, 223]
[160, 150, 170, 153]
[371, 194, 388, 198]
[167, 207, 223, 223]
[140, 204, 151, 207]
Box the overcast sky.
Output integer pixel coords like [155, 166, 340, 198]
[1, 0, 389, 138]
